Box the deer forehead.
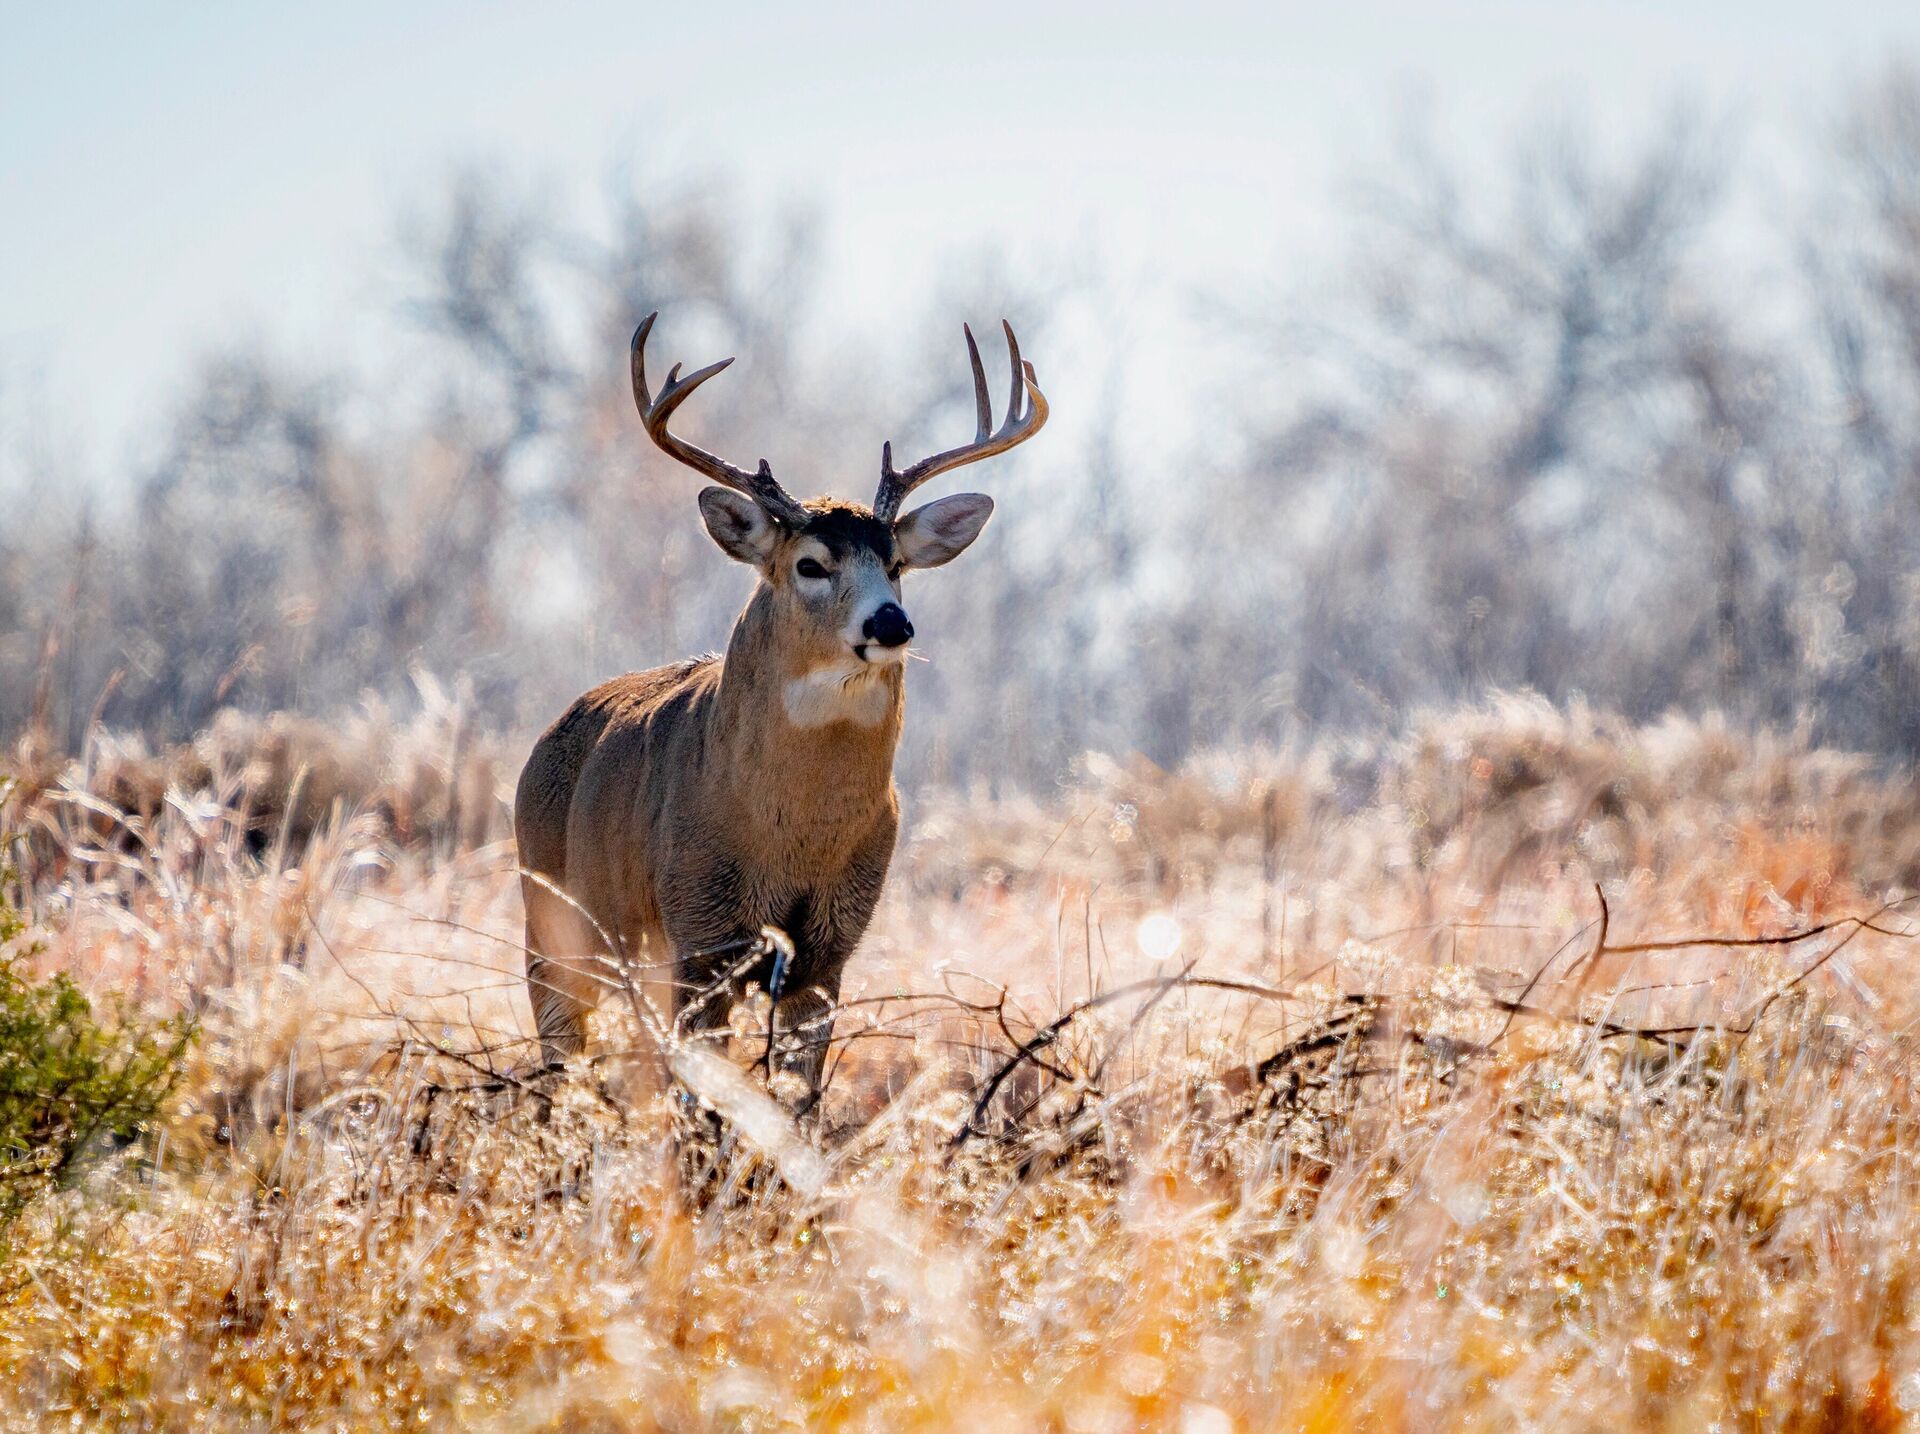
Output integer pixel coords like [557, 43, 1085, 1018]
[787, 505, 897, 565]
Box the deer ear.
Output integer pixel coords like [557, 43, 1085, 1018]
[894, 493, 994, 570]
[698, 487, 780, 567]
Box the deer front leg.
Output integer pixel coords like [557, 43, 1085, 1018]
[770, 985, 839, 1114]
[774, 817, 895, 1113]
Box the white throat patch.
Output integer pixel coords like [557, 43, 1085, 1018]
[782, 664, 894, 729]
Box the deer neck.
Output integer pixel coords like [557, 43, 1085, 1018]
[708, 588, 904, 813]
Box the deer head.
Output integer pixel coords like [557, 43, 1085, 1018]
[629, 313, 1048, 687]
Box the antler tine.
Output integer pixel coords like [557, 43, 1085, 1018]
[875, 320, 1050, 522]
[1002, 319, 1024, 428]
[964, 323, 992, 440]
[630, 313, 809, 528]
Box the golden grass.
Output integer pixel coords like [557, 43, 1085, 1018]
[3, 698, 1920, 1431]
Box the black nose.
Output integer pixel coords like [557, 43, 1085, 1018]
[863, 603, 914, 648]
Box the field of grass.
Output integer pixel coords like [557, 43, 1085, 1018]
[3, 695, 1920, 1430]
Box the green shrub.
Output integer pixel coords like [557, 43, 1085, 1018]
[0, 858, 194, 1233]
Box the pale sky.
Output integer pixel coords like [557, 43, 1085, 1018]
[4, 1, 1917, 480]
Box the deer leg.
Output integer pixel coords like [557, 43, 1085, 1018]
[522, 882, 608, 1071]
[772, 986, 838, 1114]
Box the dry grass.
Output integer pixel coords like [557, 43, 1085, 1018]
[3, 696, 1920, 1431]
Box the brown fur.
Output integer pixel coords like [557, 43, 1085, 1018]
[514, 505, 906, 1094]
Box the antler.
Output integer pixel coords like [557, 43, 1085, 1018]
[630, 312, 810, 529]
[874, 320, 1049, 523]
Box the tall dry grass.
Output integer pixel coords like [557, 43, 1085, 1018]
[2, 696, 1918, 1430]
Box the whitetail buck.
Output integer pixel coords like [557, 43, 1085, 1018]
[514, 313, 1047, 1103]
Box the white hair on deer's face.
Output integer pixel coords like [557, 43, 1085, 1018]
[782, 664, 895, 730]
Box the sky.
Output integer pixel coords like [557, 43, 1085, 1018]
[4, 1, 1919, 482]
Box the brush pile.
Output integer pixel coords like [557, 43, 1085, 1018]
[1, 697, 1917, 1429]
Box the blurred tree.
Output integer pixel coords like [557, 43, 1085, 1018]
[1201, 109, 1770, 740]
[1803, 63, 1920, 753]
[12, 72, 1920, 779]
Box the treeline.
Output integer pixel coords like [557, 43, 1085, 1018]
[6, 70, 1920, 785]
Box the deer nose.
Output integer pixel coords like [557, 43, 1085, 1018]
[863, 603, 914, 648]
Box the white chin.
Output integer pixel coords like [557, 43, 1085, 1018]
[784, 662, 896, 728]
[854, 643, 907, 666]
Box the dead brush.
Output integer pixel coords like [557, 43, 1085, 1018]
[10, 911, 1920, 1428]
[6, 703, 1920, 1428]
[901, 696, 1920, 930]
[0, 677, 511, 887]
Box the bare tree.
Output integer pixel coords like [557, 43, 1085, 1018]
[16, 75, 1920, 781]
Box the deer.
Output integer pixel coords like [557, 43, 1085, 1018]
[513, 312, 1047, 1109]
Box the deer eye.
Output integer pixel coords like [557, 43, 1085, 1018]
[888, 562, 905, 580]
[795, 558, 830, 580]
